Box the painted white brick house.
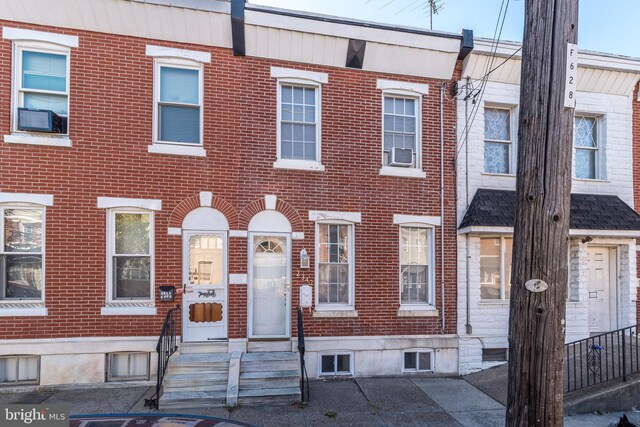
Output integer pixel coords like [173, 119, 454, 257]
[456, 39, 640, 374]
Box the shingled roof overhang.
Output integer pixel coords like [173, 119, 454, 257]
[459, 189, 640, 237]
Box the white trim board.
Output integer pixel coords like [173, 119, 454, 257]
[271, 66, 328, 84]
[377, 79, 428, 95]
[0, 192, 54, 206]
[3, 26, 79, 48]
[393, 214, 441, 227]
[309, 210, 362, 223]
[145, 44, 211, 63]
[97, 197, 162, 211]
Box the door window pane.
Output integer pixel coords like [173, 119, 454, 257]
[189, 235, 224, 285]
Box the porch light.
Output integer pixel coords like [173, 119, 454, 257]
[300, 248, 310, 269]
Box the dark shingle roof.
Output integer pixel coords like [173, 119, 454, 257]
[459, 189, 640, 231]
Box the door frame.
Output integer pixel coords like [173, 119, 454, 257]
[587, 245, 619, 333]
[181, 229, 229, 342]
[247, 231, 292, 339]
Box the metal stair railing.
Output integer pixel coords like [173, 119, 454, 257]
[564, 323, 639, 393]
[144, 304, 180, 409]
[297, 306, 310, 403]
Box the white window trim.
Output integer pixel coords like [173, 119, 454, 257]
[378, 82, 424, 174]
[272, 67, 327, 171]
[106, 352, 151, 382]
[318, 352, 353, 377]
[3, 27, 79, 48]
[145, 45, 211, 64]
[573, 114, 602, 180]
[314, 220, 356, 311]
[0, 355, 40, 385]
[398, 225, 436, 310]
[97, 197, 162, 211]
[480, 235, 512, 301]
[402, 349, 434, 373]
[393, 215, 441, 227]
[0, 204, 47, 309]
[103, 208, 155, 310]
[483, 105, 516, 175]
[6, 40, 73, 145]
[309, 211, 362, 223]
[0, 193, 53, 206]
[150, 57, 205, 151]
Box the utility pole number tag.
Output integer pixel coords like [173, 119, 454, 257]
[564, 43, 578, 108]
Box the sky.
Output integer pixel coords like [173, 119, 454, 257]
[250, 0, 640, 58]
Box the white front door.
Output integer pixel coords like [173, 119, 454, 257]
[182, 232, 227, 342]
[249, 234, 291, 338]
[587, 247, 617, 333]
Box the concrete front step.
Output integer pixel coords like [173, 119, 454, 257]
[164, 372, 229, 392]
[159, 390, 227, 410]
[179, 341, 228, 354]
[237, 386, 301, 406]
[167, 353, 230, 374]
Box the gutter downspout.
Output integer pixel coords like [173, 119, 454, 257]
[440, 83, 446, 333]
[464, 76, 473, 335]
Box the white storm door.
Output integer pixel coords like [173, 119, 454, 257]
[587, 247, 616, 333]
[249, 234, 291, 338]
[182, 232, 227, 342]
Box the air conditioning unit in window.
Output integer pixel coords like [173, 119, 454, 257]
[389, 147, 414, 167]
[17, 108, 67, 134]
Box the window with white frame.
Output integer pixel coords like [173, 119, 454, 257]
[272, 67, 327, 171]
[400, 227, 433, 306]
[403, 351, 433, 372]
[316, 223, 354, 307]
[0, 355, 39, 385]
[153, 60, 203, 145]
[107, 352, 150, 381]
[107, 210, 153, 301]
[480, 237, 513, 300]
[484, 107, 513, 174]
[319, 353, 352, 376]
[383, 96, 419, 168]
[0, 207, 44, 301]
[574, 115, 600, 179]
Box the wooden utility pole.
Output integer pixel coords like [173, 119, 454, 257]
[506, 0, 578, 426]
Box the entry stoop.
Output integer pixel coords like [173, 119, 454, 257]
[159, 352, 231, 409]
[237, 352, 301, 405]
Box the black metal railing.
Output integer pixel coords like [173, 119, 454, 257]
[564, 324, 640, 393]
[297, 306, 310, 402]
[144, 304, 180, 409]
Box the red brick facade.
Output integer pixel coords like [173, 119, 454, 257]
[634, 83, 640, 325]
[0, 20, 460, 340]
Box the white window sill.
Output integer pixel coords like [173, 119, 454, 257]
[397, 307, 438, 317]
[148, 143, 206, 157]
[481, 172, 515, 178]
[379, 166, 426, 178]
[478, 300, 510, 306]
[4, 133, 72, 147]
[573, 178, 609, 183]
[313, 309, 358, 318]
[101, 306, 157, 316]
[0, 305, 47, 316]
[273, 159, 325, 172]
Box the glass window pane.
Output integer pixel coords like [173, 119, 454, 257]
[4, 209, 42, 253]
[321, 355, 334, 374]
[574, 116, 597, 148]
[418, 352, 431, 370]
[480, 238, 501, 299]
[384, 115, 394, 132]
[292, 141, 304, 159]
[282, 86, 292, 103]
[394, 98, 404, 115]
[504, 238, 513, 299]
[281, 123, 293, 141]
[394, 116, 405, 132]
[293, 124, 304, 141]
[281, 102, 293, 121]
[160, 67, 199, 104]
[484, 142, 510, 174]
[17, 356, 38, 381]
[575, 148, 596, 179]
[336, 354, 350, 372]
[404, 135, 415, 151]
[405, 117, 416, 133]
[304, 124, 316, 143]
[304, 106, 315, 123]
[22, 51, 66, 92]
[293, 87, 304, 104]
[189, 235, 223, 285]
[23, 93, 68, 116]
[281, 140, 293, 158]
[405, 99, 415, 116]
[159, 105, 200, 144]
[110, 354, 128, 378]
[404, 352, 416, 370]
[129, 353, 148, 377]
[484, 108, 510, 141]
[115, 213, 150, 255]
[114, 256, 151, 299]
[304, 88, 315, 105]
[384, 97, 394, 113]
[304, 142, 315, 160]
[0, 358, 17, 382]
[384, 133, 393, 151]
[5, 254, 42, 299]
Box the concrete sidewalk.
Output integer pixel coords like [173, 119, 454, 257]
[2, 376, 639, 426]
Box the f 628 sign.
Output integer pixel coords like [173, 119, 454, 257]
[564, 43, 578, 108]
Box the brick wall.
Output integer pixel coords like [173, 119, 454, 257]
[634, 84, 640, 324]
[0, 21, 461, 340]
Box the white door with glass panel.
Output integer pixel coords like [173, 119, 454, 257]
[587, 247, 617, 333]
[250, 235, 291, 338]
[182, 232, 227, 342]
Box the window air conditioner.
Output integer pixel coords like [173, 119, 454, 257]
[17, 108, 67, 134]
[390, 147, 414, 167]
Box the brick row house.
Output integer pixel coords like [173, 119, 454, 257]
[456, 39, 640, 373]
[0, 0, 473, 396]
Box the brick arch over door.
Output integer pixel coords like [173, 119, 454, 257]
[168, 194, 238, 230]
[238, 196, 304, 233]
